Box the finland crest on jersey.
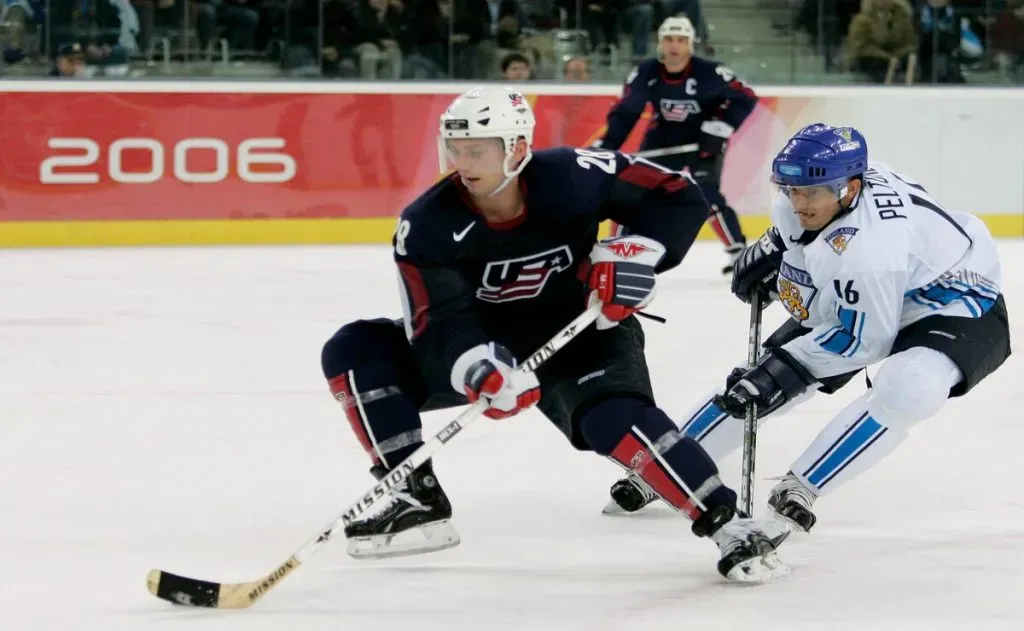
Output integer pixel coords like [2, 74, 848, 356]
[777, 261, 816, 322]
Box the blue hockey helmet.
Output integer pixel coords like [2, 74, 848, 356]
[771, 123, 868, 199]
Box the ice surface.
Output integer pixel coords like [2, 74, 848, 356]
[1, 242, 1021, 631]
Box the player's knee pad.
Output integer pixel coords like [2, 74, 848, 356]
[868, 347, 962, 427]
[576, 396, 676, 456]
[321, 318, 424, 468]
[321, 317, 408, 383]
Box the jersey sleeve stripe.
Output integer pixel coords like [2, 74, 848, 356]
[617, 163, 691, 193]
[397, 262, 431, 340]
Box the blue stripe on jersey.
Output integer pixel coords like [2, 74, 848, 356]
[905, 273, 997, 318]
[682, 401, 728, 442]
[803, 414, 887, 488]
[815, 306, 864, 357]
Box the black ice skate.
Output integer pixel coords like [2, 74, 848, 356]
[722, 244, 745, 275]
[767, 473, 818, 533]
[602, 473, 658, 515]
[693, 505, 790, 584]
[344, 461, 460, 559]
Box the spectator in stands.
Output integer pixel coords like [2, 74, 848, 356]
[50, 41, 87, 76]
[283, 0, 359, 77]
[501, 51, 532, 78]
[563, 55, 590, 80]
[132, 0, 180, 55]
[195, 0, 260, 55]
[916, 0, 967, 83]
[0, 0, 44, 66]
[846, 0, 918, 83]
[991, 0, 1024, 80]
[796, 0, 859, 71]
[403, 0, 482, 78]
[353, 0, 405, 79]
[475, 0, 529, 78]
[560, 1, 654, 59]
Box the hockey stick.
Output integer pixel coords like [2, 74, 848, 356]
[739, 291, 764, 516]
[633, 143, 698, 159]
[146, 299, 604, 610]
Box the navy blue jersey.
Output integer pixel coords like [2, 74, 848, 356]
[393, 147, 709, 378]
[597, 57, 758, 152]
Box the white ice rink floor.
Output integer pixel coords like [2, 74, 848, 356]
[2, 242, 1022, 631]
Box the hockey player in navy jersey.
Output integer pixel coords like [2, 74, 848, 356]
[319, 86, 790, 583]
[603, 123, 1010, 543]
[593, 15, 758, 275]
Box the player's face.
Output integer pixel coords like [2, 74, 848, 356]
[786, 185, 843, 231]
[661, 36, 692, 66]
[444, 138, 509, 195]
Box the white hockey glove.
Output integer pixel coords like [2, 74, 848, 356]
[451, 342, 540, 420]
[584, 235, 667, 330]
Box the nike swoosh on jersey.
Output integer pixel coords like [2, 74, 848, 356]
[453, 222, 476, 241]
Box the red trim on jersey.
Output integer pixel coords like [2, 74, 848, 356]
[328, 373, 380, 465]
[617, 163, 690, 193]
[454, 177, 529, 231]
[728, 79, 757, 99]
[610, 433, 702, 520]
[397, 262, 430, 339]
[658, 59, 692, 85]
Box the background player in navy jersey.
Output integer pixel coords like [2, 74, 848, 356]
[319, 86, 790, 583]
[593, 16, 758, 275]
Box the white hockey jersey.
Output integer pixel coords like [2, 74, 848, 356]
[771, 161, 1002, 379]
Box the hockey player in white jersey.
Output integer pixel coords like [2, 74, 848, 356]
[604, 123, 1011, 535]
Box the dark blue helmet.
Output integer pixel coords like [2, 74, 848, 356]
[771, 123, 868, 197]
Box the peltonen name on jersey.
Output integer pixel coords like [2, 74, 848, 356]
[476, 245, 574, 303]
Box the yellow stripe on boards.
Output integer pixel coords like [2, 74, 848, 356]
[0, 215, 1020, 248]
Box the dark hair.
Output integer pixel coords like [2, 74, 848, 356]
[501, 52, 530, 72]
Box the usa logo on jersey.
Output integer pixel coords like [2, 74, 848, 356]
[659, 99, 701, 122]
[477, 246, 574, 303]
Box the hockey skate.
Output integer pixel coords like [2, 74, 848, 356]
[602, 473, 658, 515]
[694, 506, 790, 583]
[767, 473, 818, 532]
[722, 244, 745, 275]
[344, 461, 460, 559]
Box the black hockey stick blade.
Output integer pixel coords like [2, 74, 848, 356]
[147, 555, 301, 609]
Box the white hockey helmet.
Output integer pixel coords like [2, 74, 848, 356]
[658, 15, 696, 46]
[438, 86, 535, 195]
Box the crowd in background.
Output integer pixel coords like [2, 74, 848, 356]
[1, 0, 1021, 83]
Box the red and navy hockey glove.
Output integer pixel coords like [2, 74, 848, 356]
[584, 235, 667, 330]
[451, 342, 540, 420]
[697, 120, 735, 161]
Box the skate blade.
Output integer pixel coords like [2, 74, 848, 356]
[724, 551, 790, 584]
[601, 499, 631, 515]
[347, 520, 461, 560]
[759, 515, 795, 547]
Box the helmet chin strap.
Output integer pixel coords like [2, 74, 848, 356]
[486, 151, 532, 197]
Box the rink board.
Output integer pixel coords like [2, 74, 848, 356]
[1, 81, 1022, 246]
[0, 214, 1022, 248]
